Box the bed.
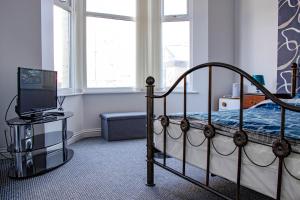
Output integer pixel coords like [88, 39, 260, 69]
[145, 62, 300, 200]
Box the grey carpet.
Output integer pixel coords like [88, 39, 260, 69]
[0, 138, 272, 200]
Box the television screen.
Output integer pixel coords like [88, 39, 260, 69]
[17, 67, 57, 116]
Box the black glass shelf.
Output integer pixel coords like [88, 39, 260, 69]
[6, 111, 74, 179]
[9, 148, 74, 179]
[6, 112, 73, 126]
[7, 131, 73, 153]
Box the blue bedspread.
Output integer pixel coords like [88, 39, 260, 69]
[185, 102, 300, 140]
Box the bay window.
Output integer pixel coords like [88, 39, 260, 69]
[81, 0, 192, 91]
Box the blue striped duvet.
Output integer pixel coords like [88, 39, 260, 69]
[185, 99, 300, 140]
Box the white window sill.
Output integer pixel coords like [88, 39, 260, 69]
[58, 88, 198, 96]
[154, 89, 198, 95]
[83, 88, 144, 95]
[82, 88, 198, 95]
[58, 89, 83, 97]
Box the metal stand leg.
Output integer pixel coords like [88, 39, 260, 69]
[62, 119, 67, 161]
[13, 125, 23, 177]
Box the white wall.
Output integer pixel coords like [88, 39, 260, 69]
[208, 0, 235, 108]
[81, 92, 206, 131]
[0, 0, 43, 150]
[41, 0, 54, 70]
[0, 0, 83, 150]
[235, 0, 278, 93]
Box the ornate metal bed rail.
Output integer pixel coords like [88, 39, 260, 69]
[145, 62, 300, 200]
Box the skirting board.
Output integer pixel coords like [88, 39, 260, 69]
[68, 128, 101, 145]
[0, 128, 101, 160]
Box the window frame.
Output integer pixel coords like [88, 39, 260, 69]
[83, 0, 138, 92]
[53, 0, 75, 94]
[162, 0, 189, 19]
[80, 0, 195, 94]
[160, 0, 194, 90]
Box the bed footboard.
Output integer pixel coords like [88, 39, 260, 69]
[146, 77, 155, 187]
[145, 62, 300, 200]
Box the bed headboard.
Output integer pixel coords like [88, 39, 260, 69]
[147, 62, 300, 113]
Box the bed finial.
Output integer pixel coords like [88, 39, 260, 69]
[146, 76, 155, 86]
[291, 63, 298, 97]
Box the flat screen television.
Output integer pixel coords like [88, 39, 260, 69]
[17, 67, 57, 117]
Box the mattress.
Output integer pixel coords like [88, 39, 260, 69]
[153, 99, 300, 200]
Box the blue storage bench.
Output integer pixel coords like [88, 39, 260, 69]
[100, 112, 146, 141]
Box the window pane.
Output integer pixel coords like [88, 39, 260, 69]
[162, 21, 190, 88]
[164, 0, 187, 16]
[53, 5, 71, 89]
[86, 0, 136, 17]
[86, 17, 136, 88]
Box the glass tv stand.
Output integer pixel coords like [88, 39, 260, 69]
[6, 112, 74, 179]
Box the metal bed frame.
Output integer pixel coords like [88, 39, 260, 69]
[145, 62, 299, 200]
